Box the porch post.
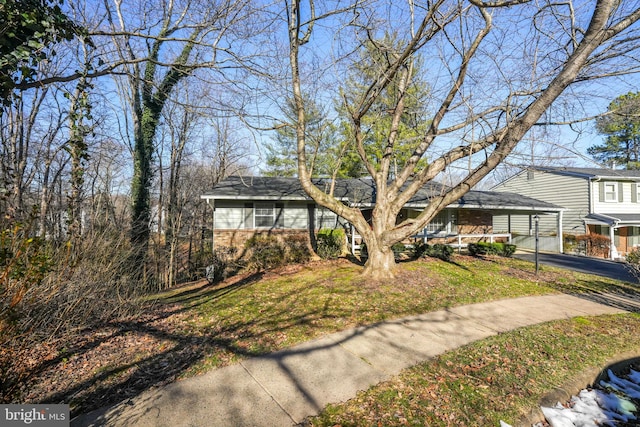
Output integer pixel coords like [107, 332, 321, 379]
[557, 211, 563, 254]
[609, 225, 615, 260]
[351, 223, 356, 254]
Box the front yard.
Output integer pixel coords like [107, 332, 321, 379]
[16, 255, 640, 422]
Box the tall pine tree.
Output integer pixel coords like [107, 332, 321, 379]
[589, 92, 640, 170]
[264, 96, 338, 177]
[338, 33, 430, 178]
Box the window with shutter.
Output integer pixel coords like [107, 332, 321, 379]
[603, 182, 618, 202]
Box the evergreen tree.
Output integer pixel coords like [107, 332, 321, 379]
[589, 92, 640, 170]
[338, 34, 430, 177]
[264, 97, 338, 177]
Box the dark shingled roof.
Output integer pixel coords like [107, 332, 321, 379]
[202, 176, 563, 212]
[452, 190, 561, 211]
[532, 166, 640, 180]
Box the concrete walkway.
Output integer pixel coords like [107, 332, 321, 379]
[72, 294, 633, 427]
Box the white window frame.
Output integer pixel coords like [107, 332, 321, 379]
[603, 182, 618, 202]
[636, 184, 640, 203]
[425, 210, 457, 234]
[254, 203, 276, 228]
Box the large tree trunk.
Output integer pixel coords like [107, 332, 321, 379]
[362, 241, 397, 280]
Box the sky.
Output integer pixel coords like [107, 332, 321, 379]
[48, 0, 640, 188]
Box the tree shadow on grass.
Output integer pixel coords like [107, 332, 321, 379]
[27, 268, 367, 420]
[159, 271, 265, 308]
[550, 277, 640, 313]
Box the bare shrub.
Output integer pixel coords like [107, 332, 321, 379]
[244, 234, 286, 271]
[24, 231, 145, 340]
[1, 229, 147, 403]
[576, 234, 611, 258]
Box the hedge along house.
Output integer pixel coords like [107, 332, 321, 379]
[200, 176, 565, 256]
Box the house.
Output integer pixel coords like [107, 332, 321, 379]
[492, 166, 640, 259]
[200, 176, 564, 255]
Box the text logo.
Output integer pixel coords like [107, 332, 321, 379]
[1, 405, 69, 426]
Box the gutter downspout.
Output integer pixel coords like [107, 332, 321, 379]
[589, 177, 597, 218]
[204, 198, 215, 251]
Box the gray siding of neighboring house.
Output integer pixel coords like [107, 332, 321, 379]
[492, 170, 589, 236]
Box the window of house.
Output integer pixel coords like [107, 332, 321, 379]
[603, 182, 618, 202]
[425, 210, 451, 234]
[254, 203, 275, 228]
[636, 184, 640, 203]
[629, 227, 640, 248]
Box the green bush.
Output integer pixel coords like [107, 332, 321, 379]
[359, 242, 410, 260]
[244, 234, 311, 271]
[1, 223, 54, 340]
[626, 248, 640, 281]
[391, 242, 407, 259]
[413, 242, 455, 261]
[563, 233, 579, 253]
[244, 235, 286, 271]
[316, 229, 345, 259]
[468, 242, 516, 258]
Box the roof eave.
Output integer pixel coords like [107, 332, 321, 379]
[589, 175, 640, 182]
[446, 203, 564, 212]
[201, 194, 350, 202]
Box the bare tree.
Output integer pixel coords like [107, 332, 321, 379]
[283, 0, 640, 279]
[92, 0, 259, 279]
[158, 93, 253, 287]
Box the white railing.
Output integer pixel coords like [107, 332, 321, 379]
[411, 232, 512, 249]
[349, 225, 512, 254]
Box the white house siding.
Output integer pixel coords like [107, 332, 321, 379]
[214, 201, 313, 230]
[492, 170, 589, 236]
[213, 201, 245, 229]
[283, 202, 310, 229]
[316, 207, 340, 230]
[593, 181, 640, 214]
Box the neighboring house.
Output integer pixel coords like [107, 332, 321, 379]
[200, 176, 563, 255]
[492, 166, 640, 259]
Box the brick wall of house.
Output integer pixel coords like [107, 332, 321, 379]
[457, 210, 493, 234]
[214, 229, 314, 255]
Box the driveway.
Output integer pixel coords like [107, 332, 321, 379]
[513, 252, 639, 284]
